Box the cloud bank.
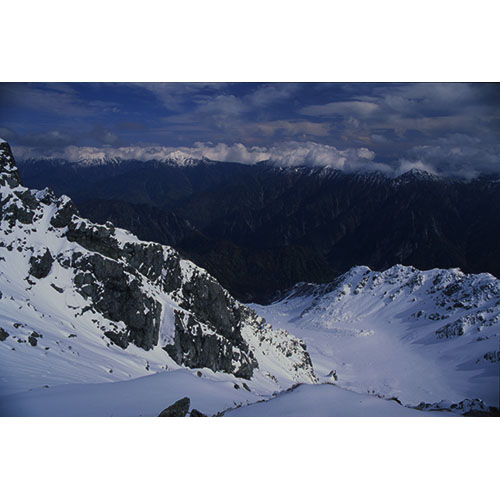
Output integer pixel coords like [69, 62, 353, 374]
[13, 139, 500, 179]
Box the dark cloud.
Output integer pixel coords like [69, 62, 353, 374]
[88, 125, 122, 146]
[18, 130, 76, 148]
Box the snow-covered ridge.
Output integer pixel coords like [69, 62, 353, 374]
[253, 264, 500, 407]
[0, 140, 316, 411]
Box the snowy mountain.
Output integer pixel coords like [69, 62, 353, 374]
[0, 139, 316, 415]
[251, 265, 500, 407]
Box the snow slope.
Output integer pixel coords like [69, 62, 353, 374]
[0, 370, 268, 417]
[225, 384, 458, 417]
[251, 266, 500, 407]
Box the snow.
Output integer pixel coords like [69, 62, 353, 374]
[0, 369, 264, 417]
[250, 265, 500, 408]
[225, 384, 458, 417]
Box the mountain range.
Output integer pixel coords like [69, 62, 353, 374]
[18, 156, 500, 302]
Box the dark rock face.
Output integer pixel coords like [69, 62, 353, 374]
[73, 252, 162, 350]
[29, 249, 54, 279]
[50, 197, 79, 228]
[121, 241, 183, 293]
[66, 218, 120, 259]
[189, 409, 206, 417]
[0, 328, 9, 341]
[0, 142, 22, 187]
[158, 397, 191, 417]
[28, 331, 42, 346]
[164, 309, 257, 379]
[180, 272, 244, 342]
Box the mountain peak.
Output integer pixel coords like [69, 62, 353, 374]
[394, 168, 441, 184]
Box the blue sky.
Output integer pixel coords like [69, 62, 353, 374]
[1, 82, 499, 176]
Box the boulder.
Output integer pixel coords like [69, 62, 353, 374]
[158, 397, 191, 417]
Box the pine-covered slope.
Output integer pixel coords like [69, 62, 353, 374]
[0, 140, 316, 414]
[252, 265, 500, 407]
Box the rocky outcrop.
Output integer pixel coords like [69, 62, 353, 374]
[164, 309, 257, 378]
[29, 249, 54, 279]
[0, 328, 9, 341]
[158, 397, 191, 417]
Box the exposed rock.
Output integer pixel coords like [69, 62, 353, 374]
[415, 398, 498, 416]
[73, 252, 161, 350]
[50, 196, 79, 228]
[163, 309, 257, 379]
[28, 331, 42, 347]
[190, 409, 206, 417]
[29, 249, 54, 279]
[0, 328, 9, 341]
[66, 219, 119, 259]
[158, 397, 191, 417]
[0, 142, 23, 187]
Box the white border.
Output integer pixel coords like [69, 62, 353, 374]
[2, 2, 499, 498]
[2, 1, 500, 82]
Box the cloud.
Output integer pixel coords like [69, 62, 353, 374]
[12, 140, 387, 173]
[248, 84, 298, 107]
[301, 100, 379, 116]
[89, 125, 122, 146]
[129, 83, 230, 112]
[357, 147, 376, 160]
[20, 130, 76, 148]
[0, 127, 18, 142]
[0, 83, 120, 117]
[403, 136, 500, 179]
[251, 120, 331, 138]
[12, 137, 500, 180]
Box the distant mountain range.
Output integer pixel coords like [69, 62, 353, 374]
[19, 157, 500, 302]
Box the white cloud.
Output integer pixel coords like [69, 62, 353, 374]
[357, 147, 376, 160]
[12, 141, 387, 173]
[12, 138, 500, 179]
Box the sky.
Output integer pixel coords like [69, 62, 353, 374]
[1, 82, 499, 177]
